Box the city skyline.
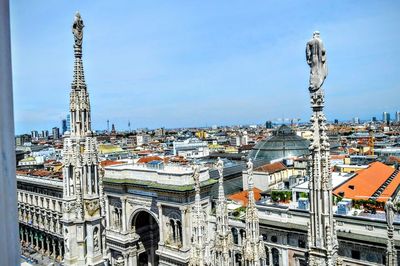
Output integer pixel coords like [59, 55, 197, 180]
[11, 1, 400, 134]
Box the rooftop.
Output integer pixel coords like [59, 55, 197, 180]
[333, 162, 396, 201]
[228, 188, 262, 207]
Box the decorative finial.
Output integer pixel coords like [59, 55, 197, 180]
[192, 164, 200, 192]
[216, 157, 224, 178]
[306, 31, 327, 93]
[72, 12, 84, 57]
[246, 158, 253, 177]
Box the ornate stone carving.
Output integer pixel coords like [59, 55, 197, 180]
[85, 199, 100, 216]
[306, 31, 327, 93]
[306, 32, 338, 266]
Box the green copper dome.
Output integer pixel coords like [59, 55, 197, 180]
[249, 125, 310, 162]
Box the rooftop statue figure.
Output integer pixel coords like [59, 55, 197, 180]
[246, 158, 254, 184]
[306, 31, 327, 93]
[192, 164, 201, 192]
[72, 12, 84, 47]
[385, 197, 397, 230]
[216, 157, 224, 178]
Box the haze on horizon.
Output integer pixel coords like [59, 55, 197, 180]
[10, 1, 400, 134]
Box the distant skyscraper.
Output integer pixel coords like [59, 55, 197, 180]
[41, 130, 49, 139]
[334, 119, 339, 124]
[31, 130, 39, 140]
[52, 127, 60, 139]
[66, 114, 71, 132]
[353, 117, 360, 124]
[61, 119, 67, 134]
[395, 111, 400, 123]
[383, 112, 390, 125]
[372, 116, 377, 122]
[265, 120, 273, 129]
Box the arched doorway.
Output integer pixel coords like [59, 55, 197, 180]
[132, 210, 160, 266]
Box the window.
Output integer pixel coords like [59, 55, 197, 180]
[298, 239, 306, 248]
[351, 250, 360, 260]
[271, 235, 278, 243]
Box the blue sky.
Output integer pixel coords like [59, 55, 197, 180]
[10, 1, 400, 134]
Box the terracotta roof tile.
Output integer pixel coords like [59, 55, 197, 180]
[381, 170, 400, 201]
[137, 156, 164, 164]
[333, 162, 395, 201]
[255, 162, 286, 174]
[228, 188, 262, 207]
[100, 160, 124, 167]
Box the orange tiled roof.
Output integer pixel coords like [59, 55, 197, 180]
[381, 170, 400, 201]
[137, 156, 163, 164]
[333, 162, 395, 201]
[228, 188, 262, 207]
[255, 162, 286, 174]
[100, 160, 124, 167]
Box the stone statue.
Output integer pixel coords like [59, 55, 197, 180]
[192, 165, 201, 191]
[246, 158, 253, 177]
[306, 31, 327, 93]
[216, 157, 224, 178]
[72, 12, 84, 47]
[385, 197, 397, 230]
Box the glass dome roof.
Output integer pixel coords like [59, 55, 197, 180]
[249, 125, 310, 162]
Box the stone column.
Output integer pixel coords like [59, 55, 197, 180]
[46, 237, 51, 255]
[180, 206, 188, 249]
[105, 197, 110, 227]
[19, 228, 23, 243]
[58, 239, 63, 261]
[122, 197, 127, 232]
[0, 2, 20, 264]
[41, 236, 45, 254]
[52, 238, 56, 258]
[25, 229, 29, 244]
[157, 203, 164, 245]
[123, 253, 128, 266]
[88, 165, 92, 194]
[128, 250, 138, 266]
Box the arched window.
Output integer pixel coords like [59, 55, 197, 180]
[176, 221, 183, 244]
[231, 228, 239, 244]
[272, 248, 279, 266]
[265, 246, 270, 265]
[170, 219, 176, 242]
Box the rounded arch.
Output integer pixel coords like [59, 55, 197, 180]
[129, 207, 159, 229]
[129, 208, 160, 265]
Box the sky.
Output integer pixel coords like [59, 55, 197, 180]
[10, 1, 400, 134]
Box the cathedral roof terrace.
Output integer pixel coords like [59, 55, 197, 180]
[103, 162, 215, 190]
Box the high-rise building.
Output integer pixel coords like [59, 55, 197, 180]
[383, 112, 390, 125]
[41, 130, 49, 139]
[372, 116, 377, 122]
[52, 127, 60, 139]
[353, 117, 360, 124]
[31, 130, 39, 140]
[265, 120, 273, 129]
[395, 111, 400, 123]
[66, 114, 71, 132]
[334, 119, 339, 124]
[61, 119, 67, 134]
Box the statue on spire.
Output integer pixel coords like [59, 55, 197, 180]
[72, 12, 84, 47]
[306, 31, 327, 93]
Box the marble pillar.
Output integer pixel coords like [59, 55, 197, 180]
[0, 2, 20, 265]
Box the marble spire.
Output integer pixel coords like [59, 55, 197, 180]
[70, 12, 91, 137]
[189, 165, 209, 266]
[242, 159, 266, 266]
[62, 12, 104, 265]
[213, 157, 233, 265]
[385, 197, 397, 266]
[306, 31, 338, 266]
